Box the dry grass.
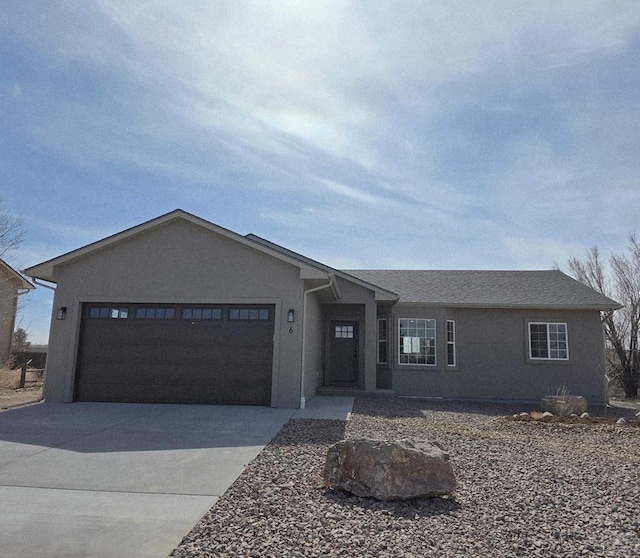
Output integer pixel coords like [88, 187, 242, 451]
[0, 368, 21, 389]
[0, 368, 43, 389]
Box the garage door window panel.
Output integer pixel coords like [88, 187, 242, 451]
[229, 308, 271, 321]
[90, 307, 129, 319]
[182, 307, 222, 320]
[135, 307, 176, 319]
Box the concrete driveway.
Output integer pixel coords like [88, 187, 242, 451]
[0, 402, 296, 558]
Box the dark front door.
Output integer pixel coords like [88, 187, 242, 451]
[329, 320, 358, 383]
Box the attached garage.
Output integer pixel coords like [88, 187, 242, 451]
[24, 210, 389, 407]
[75, 302, 275, 405]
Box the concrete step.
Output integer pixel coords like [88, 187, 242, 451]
[316, 386, 395, 398]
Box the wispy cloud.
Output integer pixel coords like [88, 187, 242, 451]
[3, 1, 640, 341]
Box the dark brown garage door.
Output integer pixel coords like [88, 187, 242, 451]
[75, 303, 275, 405]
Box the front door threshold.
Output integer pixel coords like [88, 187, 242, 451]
[316, 386, 396, 398]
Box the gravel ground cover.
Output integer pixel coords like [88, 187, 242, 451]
[171, 398, 640, 557]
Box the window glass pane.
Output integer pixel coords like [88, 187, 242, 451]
[529, 324, 547, 358]
[155, 308, 165, 319]
[259, 309, 269, 320]
[239, 309, 249, 320]
[447, 344, 455, 366]
[145, 308, 155, 319]
[99, 308, 109, 319]
[193, 308, 202, 319]
[446, 320, 455, 366]
[378, 343, 387, 364]
[230, 309, 239, 320]
[183, 308, 192, 320]
[119, 308, 128, 319]
[249, 309, 259, 320]
[136, 308, 145, 319]
[90, 308, 100, 319]
[378, 319, 387, 341]
[377, 319, 388, 364]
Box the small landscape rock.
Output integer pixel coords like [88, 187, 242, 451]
[581, 412, 590, 419]
[616, 418, 627, 426]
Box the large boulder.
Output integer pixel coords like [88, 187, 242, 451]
[541, 395, 587, 416]
[323, 439, 456, 501]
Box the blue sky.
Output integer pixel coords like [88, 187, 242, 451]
[2, 1, 640, 343]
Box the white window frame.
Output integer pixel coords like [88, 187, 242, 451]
[528, 322, 569, 361]
[377, 318, 388, 364]
[446, 320, 456, 367]
[398, 318, 437, 366]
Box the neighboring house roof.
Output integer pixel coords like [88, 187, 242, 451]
[343, 269, 620, 310]
[0, 258, 34, 291]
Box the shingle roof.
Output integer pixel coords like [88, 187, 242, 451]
[342, 269, 620, 310]
[0, 258, 34, 291]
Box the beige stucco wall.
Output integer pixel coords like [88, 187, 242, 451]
[390, 306, 608, 405]
[43, 219, 307, 407]
[0, 271, 19, 366]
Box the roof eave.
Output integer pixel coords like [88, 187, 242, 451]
[394, 301, 622, 311]
[0, 259, 35, 290]
[23, 210, 333, 283]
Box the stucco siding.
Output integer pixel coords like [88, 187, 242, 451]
[43, 219, 305, 407]
[0, 274, 18, 366]
[302, 290, 323, 401]
[391, 306, 608, 404]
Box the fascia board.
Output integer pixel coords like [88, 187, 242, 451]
[299, 266, 329, 280]
[393, 301, 622, 311]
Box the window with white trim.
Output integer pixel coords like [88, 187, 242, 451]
[446, 320, 456, 367]
[377, 318, 388, 364]
[529, 322, 568, 360]
[399, 318, 436, 365]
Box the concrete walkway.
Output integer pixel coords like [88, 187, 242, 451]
[0, 397, 353, 558]
[292, 396, 354, 420]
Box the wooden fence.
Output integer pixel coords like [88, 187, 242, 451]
[10, 351, 47, 370]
